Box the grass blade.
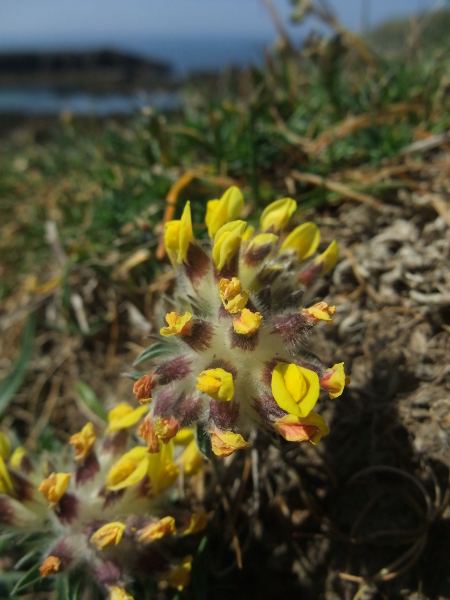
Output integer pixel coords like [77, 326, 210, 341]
[0, 312, 36, 419]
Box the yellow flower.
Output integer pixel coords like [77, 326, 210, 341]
[274, 413, 330, 445]
[161, 555, 193, 591]
[106, 446, 149, 491]
[38, 472, 71, 506]
[315, 239, 339, 274]
[320, 362, 350, 399]
[160, 311, 193, 337]
[39, 556, 61, 578]
[302, 302, 336, 324]
[280, 222, 320, 261]
[90, 522, 126, 550]
[271, 363, 320, 418]
[106, 403, 148, 434]
[212, 220, 246, 271]
[69, 422, 96, 460]
[137, 516, 176, 542]
[196, 368, 234, 402]
[233, 308, 262, 336]
[219, 277, 249, 313]
[210, 430, 249, 457]
[173, 429, 195, 446]
[0, 455, 14, 495]
[108, 586, 134, 600]
[181, 511, 208, 536]
[178, 439, 204, 476]
[164, 201, 194, 264]
[205, 186, 244, 237]
[260, 198, 297, 232]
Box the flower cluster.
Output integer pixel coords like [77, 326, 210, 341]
[133, 186, 349, 459]
[0, 408, 205, 599]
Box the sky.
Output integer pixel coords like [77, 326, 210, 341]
[0, 0, 447, 50]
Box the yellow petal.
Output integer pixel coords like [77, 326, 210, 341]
[181, 511, 208, 536]
[69, 422, 96, 460]
[315, 240, 339, 274]
[178, 439, 204, 476]
[233, 308, 262, 336]
[211, 430, 249, 457]
[246, 233, 279, 251]
[280, 222, 320, 261]
[212, 220, 246, 271]
[205, 186, 244, 237]
[271, 363, 320, 417]
[108, 586, 134, 600]
[106, 446, 149, 490]
[320, 362, 350, 399]
[196, 368, 234, 402]
[173, 429, 195, 446]
[160, 311, 193, 337]
[274, 412, 330, 444]
[106, 403, 148, 433]
[38, 472, 71, 505]
[164, 202, 194, 265]
[302, 302, 336, 324]
[219, 277, 249, 313]
[137, 516, 176, 542]
[90, 521, 126, 549]
[260, 198, 297, 232]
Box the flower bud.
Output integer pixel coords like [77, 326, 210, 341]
[205, 186, 244, 237]
[260, 198, 297, 232]
[212, 220, 246, 271]
[164, 201, 194, 265]
[279, 222, 320, 261]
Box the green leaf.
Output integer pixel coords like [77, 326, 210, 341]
[75, 382, 107, 421]
[195, 423, 212, 460]
[55, 575, 70, 600]
[0, 312, 36, 419]
[9, 564, 41, 596]
[132, 342, 172, 366]
[122, 371, 149, 381]
[13, 549, 39, 570]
